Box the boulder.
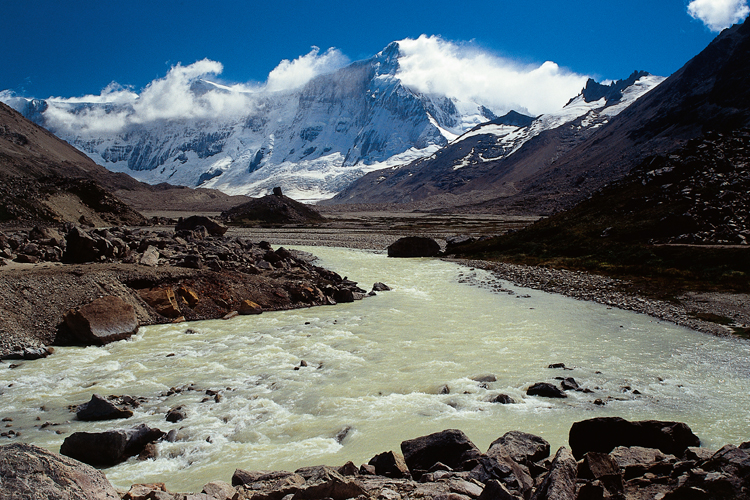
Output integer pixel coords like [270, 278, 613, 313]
[0, 442, 120, 499]
[166, 405, 187, 423]
[77, 394, 134, 421]
[63, 226, 100, 263]
[368, 450, 411, 478]
[487, 431, 551, 465]
[139, 245, 160, 267]
[372, 282, 392, 292]
[201, 481, 236, 499]
[140, 287, 181, 318]
[238, 300, 263, 315]
[477, 479, 517, 500]
[387, 237, 441, 258]
[63, 296, 139, 345]
[568, 417, 700, 459]
[175, 216, 228, 236]
[401, 429, 482, 479]
[530, 447, 577, 500]
[487, 394, 515, 404]
[526, 382, 567, 398]
[60, 423, 165, 467]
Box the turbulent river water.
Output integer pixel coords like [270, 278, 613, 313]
[2, 247, 749, 492]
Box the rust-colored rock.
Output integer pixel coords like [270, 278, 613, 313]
[178, 285, 200, 307]
[238, 300, 263, 315]
[139, 287, 181, 318]
[63, 296, 139, 345]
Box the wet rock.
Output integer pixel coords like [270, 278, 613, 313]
[559, 377, 579, 391]
[487, 431, 551, 465]
[568, 417, 700, 459]
[63, 295, 139, 345]
[530, 447, 577, 500]
[0, 346, 53, 360]
[372, 282, 391, 292]
[166, 405, 187, 423]
[60, 423, 165, 466]
[368, 450, 411, 478]
[401, 429, 483, 479]
[526, 382, 567, 398]
[471, 374, 497, 383]
[387, 237, 441, 258]
[175, 216, 228, 237]
[77, 394, 134, 421]
[0, 442, 120, 499]
[487, 394, 515, 404]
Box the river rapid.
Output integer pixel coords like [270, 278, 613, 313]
[1, 247, 749, 492]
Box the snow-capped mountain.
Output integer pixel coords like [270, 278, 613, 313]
[329, 71, 664, 205]
[2, 42, 497, 203]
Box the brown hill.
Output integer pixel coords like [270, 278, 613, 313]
[222, 188, 326, 226]
[0, 102, 250, 226]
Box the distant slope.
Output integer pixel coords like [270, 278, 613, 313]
[328, 71, 663, 209]
[0, 102, 250, 225]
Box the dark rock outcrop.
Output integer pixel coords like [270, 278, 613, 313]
[76, 394, 134, 421]
[175, 216, 228, 236]
[568, 417, 701, 459]
[0, 443, 120, 499]
[222, 193, 326, 226]
[63, 295, 139, 345]
[526, 382, 567, 398]
[401, 429, 482, 479]
[368, 451, 411, 478]
[387, 236, 441, 258]
[60, 423, 165, 467]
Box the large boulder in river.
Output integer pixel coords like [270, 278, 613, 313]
[0, 443, 120, 500]
[63, 296, 139, 345]
[76, 394, 133, 421]
[60, 423, 165, 467]
[568, 417, 701, 459]
[387, 237, 441, 258]
[175, 215, 228, 236]
[401, 429, 482, 479]
[526, 382, 567, 398]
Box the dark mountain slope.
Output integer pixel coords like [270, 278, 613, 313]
[0, 102, 250, 225]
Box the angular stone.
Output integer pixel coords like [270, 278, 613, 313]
[238, 299, 263, 315]
[77, 394, 134, 421]
[387, 237, 441, 258]
[64, 296, 139, 345]
[368, 450, 411, 478]
[526, 382, 567, 398]
[488, 431, 551, 465]
[140, 287, 181, 318]
[139, 245, 160, 267]
[201, 480, 236, 500]
[401, 429, 482, 479]
[60, 423, 165, 467]
[569, 417, 700, 459]
[176, 216, 228, 236]
[530, 447, 577, 500]
[0, 443, 120, 499]
[178, 285, 200, 307]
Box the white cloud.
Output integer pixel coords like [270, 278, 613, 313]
[39, 50, 348, 135]
[395, 35, 589, 116]
[266, 47, 349, 92]
[688, 0, 749, 31]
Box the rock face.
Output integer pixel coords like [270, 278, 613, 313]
[175, 215, 228, 236]
[63, 295, 139, 345]
[400, 429, 482, 479]
[60, 423, 165, 466]
[387, 237, 441, 258]
[76, 394, 134, 421]
[568, 417, 701, 459]
[0, 443, 120, 500]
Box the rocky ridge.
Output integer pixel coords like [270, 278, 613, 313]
[2, 419, 748, 499]
[0, 220, 377, 356]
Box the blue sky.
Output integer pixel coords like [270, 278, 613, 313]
[1, 0, 747, 101]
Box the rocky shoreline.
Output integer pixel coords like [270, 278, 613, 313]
[2, 417, 749, 499]
[452, 259, 750, 338]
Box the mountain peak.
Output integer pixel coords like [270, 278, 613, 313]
[372, 41, 402, 76]
[579, 70, 651, 105]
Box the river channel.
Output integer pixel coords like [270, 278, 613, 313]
[1, 247, 749, 492]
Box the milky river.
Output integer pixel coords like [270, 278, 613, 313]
[1, 247, 749, 492]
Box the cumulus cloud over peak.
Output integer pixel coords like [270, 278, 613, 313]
[394, 35, 589, 116]
[688, 0, 749, 31]
[266, 47, 349, 92]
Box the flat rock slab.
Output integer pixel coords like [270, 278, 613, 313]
[0, 442, 120, 500]
[63, 295, 139, 345]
